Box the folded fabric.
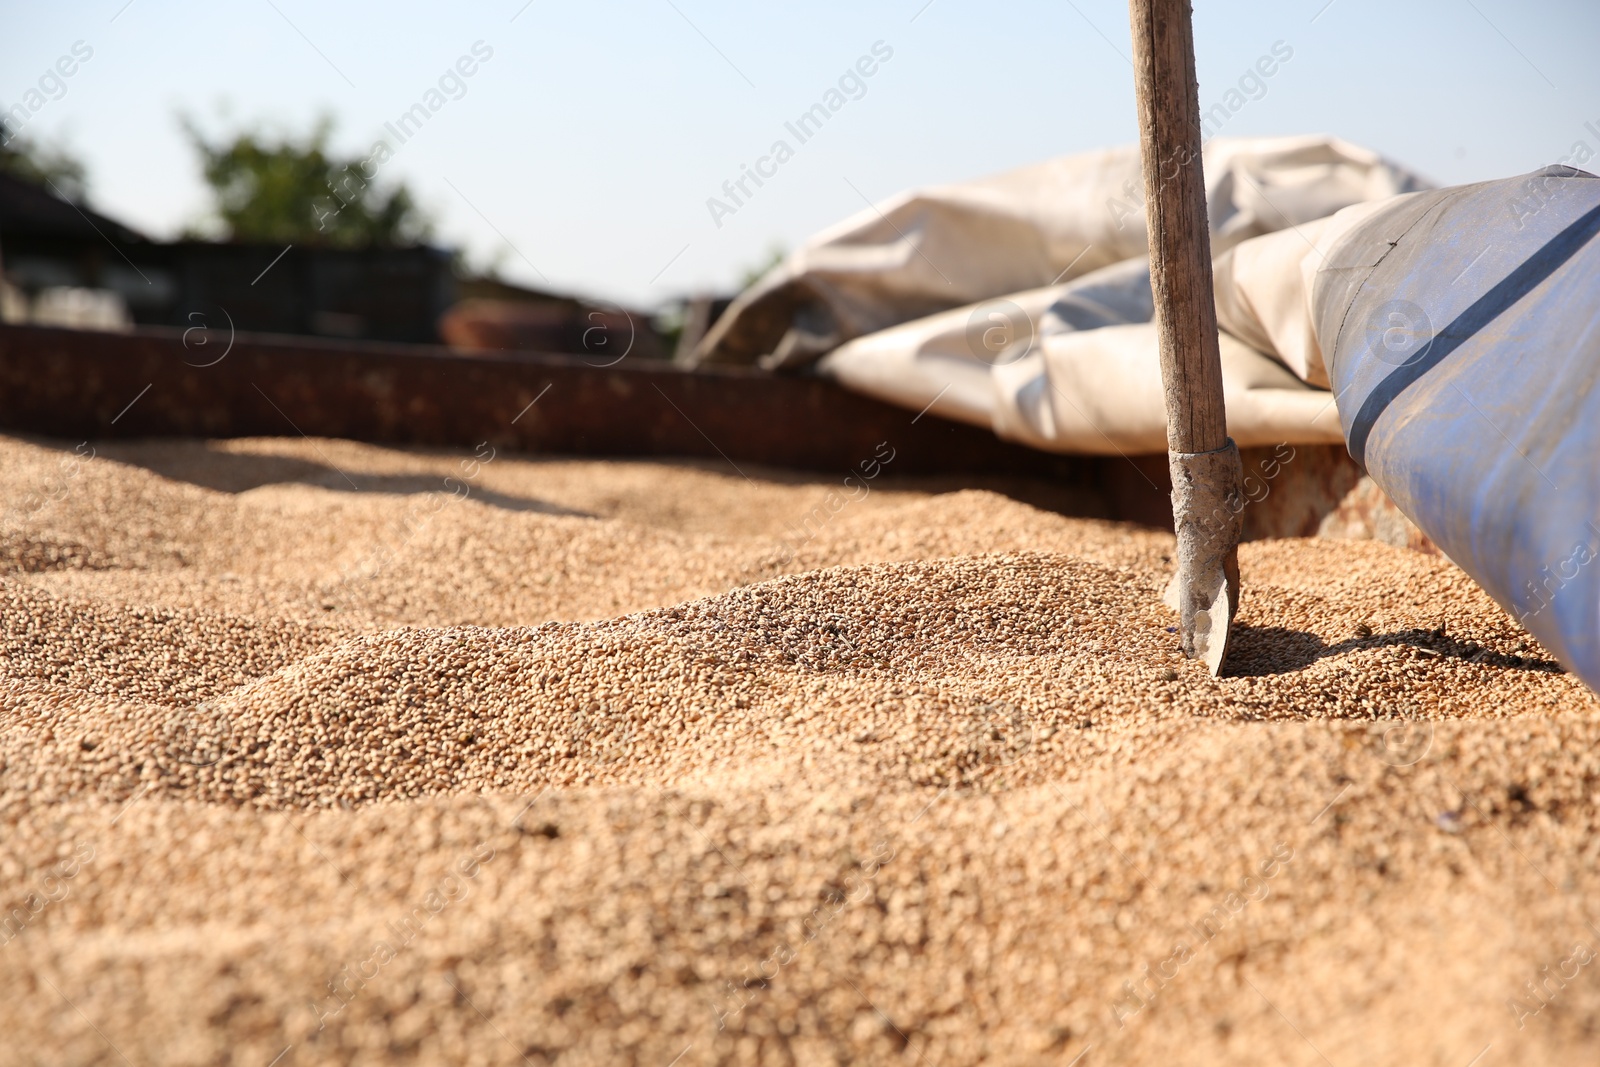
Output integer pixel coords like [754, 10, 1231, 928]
[693, 135, 1429, 368]
[818, 257, 1343, 454]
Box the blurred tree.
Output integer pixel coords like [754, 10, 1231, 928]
[0, 122, 89, 202]
[181, 115, 430, 247]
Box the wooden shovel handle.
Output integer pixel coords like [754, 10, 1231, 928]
[1129, 0, 1227, 456]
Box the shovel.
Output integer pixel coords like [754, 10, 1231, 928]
[1129, 0, 1244, 675]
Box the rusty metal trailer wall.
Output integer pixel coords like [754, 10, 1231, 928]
[0, 322, 1094, 474]
[0, 323, 1366, 538]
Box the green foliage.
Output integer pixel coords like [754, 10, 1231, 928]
[182, 114, 430, 247]
[0, 122, 89, 202]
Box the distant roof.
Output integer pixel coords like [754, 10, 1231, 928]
[456, 273, 579, 307]
[0, 170, 149, 245]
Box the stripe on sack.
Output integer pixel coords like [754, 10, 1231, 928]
[1347, 200, 1600, 467]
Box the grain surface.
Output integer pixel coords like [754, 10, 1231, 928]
[2, 433, 1597, 1067]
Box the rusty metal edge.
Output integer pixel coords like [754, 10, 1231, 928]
[0, 322, 1098, 478]
[0, 323, 1405, 543]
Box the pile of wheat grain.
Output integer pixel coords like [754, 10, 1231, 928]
[2, 433, 1596, 1067]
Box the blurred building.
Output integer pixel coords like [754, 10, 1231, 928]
[0, 169, 457, 342]
[0, 170, 683, 357]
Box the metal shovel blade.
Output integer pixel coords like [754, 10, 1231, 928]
[1168, 440, 1244, 676]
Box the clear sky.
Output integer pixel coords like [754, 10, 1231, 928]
[5, 0, 1597, 307]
